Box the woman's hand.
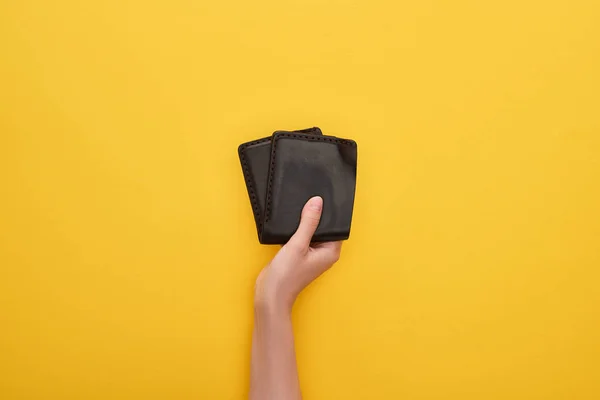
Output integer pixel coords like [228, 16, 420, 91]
[254, 196, 342, 312]
[250, 196, 343, 400]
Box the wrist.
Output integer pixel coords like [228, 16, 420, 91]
[254, 267, 296, 315]
[254, 286, 293, 317]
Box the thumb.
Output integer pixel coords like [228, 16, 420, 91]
[288, 196, 323, 250]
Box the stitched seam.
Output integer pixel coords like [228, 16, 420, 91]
[239, 137, 271, 224]
[263, 133, 357, 222]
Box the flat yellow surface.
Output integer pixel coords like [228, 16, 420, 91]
[1, 0, 599, 399]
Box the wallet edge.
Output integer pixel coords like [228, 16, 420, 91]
[238, 136, 272, 235]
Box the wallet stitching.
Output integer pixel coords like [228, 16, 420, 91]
[238, 137, 272, 225]
[264, 133, 357, 222]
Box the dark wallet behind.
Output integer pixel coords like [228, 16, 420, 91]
[238, 127, 358, 244]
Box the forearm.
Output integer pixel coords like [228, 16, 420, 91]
[250, 300, 301, 400]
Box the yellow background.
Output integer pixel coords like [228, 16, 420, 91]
[1, 0, 599, 398]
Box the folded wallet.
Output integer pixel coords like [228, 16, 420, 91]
[238, 127, 357, 244]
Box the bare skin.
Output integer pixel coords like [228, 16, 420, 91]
[250, 196, 342, 400]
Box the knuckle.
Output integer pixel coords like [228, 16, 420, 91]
[330, 247, 341, 263]
[331, 251, 341, 263]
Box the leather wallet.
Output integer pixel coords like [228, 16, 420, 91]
[238, 127, 357, 244]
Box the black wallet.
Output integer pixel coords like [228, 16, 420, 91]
[238, 127, 357, 244]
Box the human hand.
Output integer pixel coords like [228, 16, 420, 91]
[254, 196, 342, 313]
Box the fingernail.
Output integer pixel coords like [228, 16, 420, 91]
[308, 196, 323, 211]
